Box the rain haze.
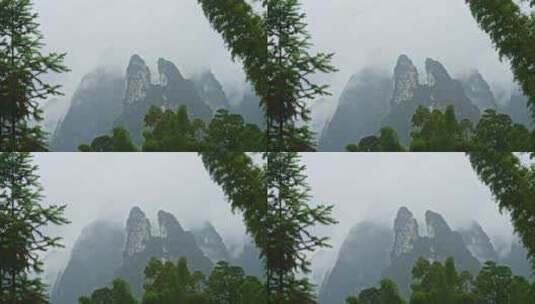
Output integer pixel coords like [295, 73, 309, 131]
[300, 153, 523, 280]
[302, 0, 526, 110]
[34, 153, 248, 285]
[34, 0, 248, 106]
[33, 0, 526, 112]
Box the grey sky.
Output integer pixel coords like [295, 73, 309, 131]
[34, 0, 246, 101]
[300, 153, 518, 262]
[34, 153, 248, 282]
[302, 0, 518, 108]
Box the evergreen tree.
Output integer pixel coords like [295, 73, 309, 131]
[266, 152, 336, 303]
[265, 0, 336, 151]
[197, 0, 336, 151]
[0, 0, 69, 151]
[0, 152, 69, 303]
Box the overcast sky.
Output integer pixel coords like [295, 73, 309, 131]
[302, 0, 520, 106]
[300, 153, 522, 274]
[34, 153, 248, 284]
[34, 0, 247, 101]
[33, 0, 522, 110]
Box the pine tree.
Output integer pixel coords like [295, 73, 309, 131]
[0, 0, 69, 151]
[0, 152, 69, 303]
[265, 0, 336, 151]
[197, 0, 336, 151]
[265, 152, 336, 303]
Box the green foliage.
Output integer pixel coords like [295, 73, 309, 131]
[347, 106, 534, 152]
[346, 279, 405, 304]
[0, 0, 69, 151]
[349, 258, 535, 304]
[409, 105, 472, 151]
[265, 0, 337, 151]
[205, 261, 266, 304]
[409, 257, 474, 304]
[79, 106, 265, 152]
[471, 109, 533, 151]
[198, 0, 335, 150]
[79, 126, 138, 152]
[80, 258, 266, 304]
[348, 127, 405, 152]
[141, 257, 205, 304]
[204, 109, 265, 151]
[142, 105, 205, 152]
[0, 153, 69, 303]
[78, 279, 138, 304]
[266, 152, 337, 303]
[468, 152, 535, 268]
[466, 0, 535, 118]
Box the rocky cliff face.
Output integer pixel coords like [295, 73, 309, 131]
[51, 221, 126, 304]
[124, 55, 152, 105]
[124, 207, 152, 258]
[192, 70, 230, 111]
[425, 211, 480, 274]
[424, 59, 480, 122]
[192, 222, 231, 263]
[459, 221, 498, 263]
[382, 56, 480, 144]
[319, 68, 392, 151]
[116, 55, 213, 144]
[392, 55, 420, 105]
[52, 68, 125, 151]
[320, 55, 484, 150]
[115, 207, 212, 296]
[459, 70, 498, 111]
[319, 222, 393, 304]
[382, 207, 480, 297]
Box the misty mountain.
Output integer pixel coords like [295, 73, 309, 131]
[115, 207, 213, 296]
[383, 208, 480, 296]
[502, 241, 533, 279]
[232, 241, 265, 279]
[49, 55, 264, 151]
[459, 70, 498, 111]
[459, 221, 498, 263]
[191, 70, 231, 111]
[501, 88, 533, 129]
[319, 69, 393, 151]
[39, 98, 67, 138]
[51, 221, 126, 304]
[50, 207, 262, 301]
[115, 56, 213, 144]
[319, 207, 532, 303]
[229, 86, 265, 128]
[319, 222, 393, 304]
[382, 56, 480, 145]
[320, 55, 534, 151]
[51, 68, 125, 151]
[192, 222, 231, 263]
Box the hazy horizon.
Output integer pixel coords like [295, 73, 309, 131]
[300, 153, 526, 284]
[35, 153, 249, 287]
